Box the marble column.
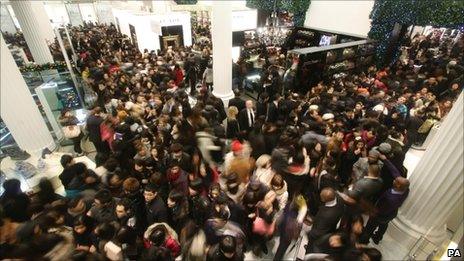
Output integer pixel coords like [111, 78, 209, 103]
[383, 92, 464, 257]
[211, 1, 234, 105]
[0, 35, 55, 153]
[10, 0, 54, 64]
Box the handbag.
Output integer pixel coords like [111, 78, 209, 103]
[62, 125, 81, 139]
[252, 209, 275, 236]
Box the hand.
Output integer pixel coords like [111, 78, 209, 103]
[379, 154, 387, 161]
[248, 213, 256, 219]
[354, 148, 361, 155]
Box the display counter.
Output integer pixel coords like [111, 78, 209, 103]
[0, 152, 95, 196]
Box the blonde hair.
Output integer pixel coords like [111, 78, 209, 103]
[227, 106, 239, 119]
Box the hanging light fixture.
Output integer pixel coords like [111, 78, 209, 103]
[255, 0, 290, 46]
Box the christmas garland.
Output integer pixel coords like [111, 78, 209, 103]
[174, 0, 198, 5]
[368, 0, 464, 66]
[20, 62, 68, 73]
[246, 0, 311, 27]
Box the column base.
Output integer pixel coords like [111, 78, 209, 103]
[212, 90, 234, 106]
[376, 214, 448, 260]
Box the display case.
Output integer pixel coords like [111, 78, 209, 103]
[35, 76, 87, 141]
[289, 39, 377, 91]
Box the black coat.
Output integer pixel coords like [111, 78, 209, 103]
[228, 97, 246, 112]
[266, 102, 279, 123]
[86, 115, 104, 143]
[146, 196, 168, 225]
[226, 119, 240, 139]
[308, 196, 345, 240]
[238, 108, 255, 132]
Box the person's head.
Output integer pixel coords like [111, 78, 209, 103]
[94, 189, 112, 208]
[225, 173, 239, 194]
[328, 232, 349, 248]
[362, 247, 382, 261]
[95, 222, 116, 241]
[189, 178, 203, 196]
[170, 143, 183, 159]
[209, 183, 221, 201]
[270, 174, 285, 191]
[230, 140, 243, 156]
[167, 190, 183, 208]
[245, 100, 253, 109]
[115, 199, 131, 219]
[351, 215, 364, 235]
[122, 177, 140, 195]
[367, 149, 380, 163]
[73, 215, 91, 235]
[2, 178, 22, 197]
[397, 96, 406, 104]
[393, 177, 410, 192]
[149, 225, 167, 246]
[255, 154, 271, 169]
[144, 182, 159, 202]
[219, 235, 237, 259]
[227, 106, 239, 119]
[134, 159, 145, 171]
[68, 196, 86, 214]
[320, 187, 336, 203]
[60, 154, 74, 168]
[92, 106, 102, 116]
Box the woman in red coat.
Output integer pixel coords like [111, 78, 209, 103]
[173, 64, 184, 86]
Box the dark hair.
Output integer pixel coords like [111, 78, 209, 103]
[96, 223, 116, 241]
[73, 214, 93, 229]
[60, 154, 74, 167]
[141, 246, 173, 261]
[37, 178, 56, 204]
[363, 248, 382, 261]
[95, 189, 112, 204]
[145, 182, 160, 193]
[168, 190, 184, 203]
[149, 225, 167, 246]
[104, 157, 119, 172]
[68, 195, 83, 209]
[220, 235, 236, 254]
[2, 179, 21, 197]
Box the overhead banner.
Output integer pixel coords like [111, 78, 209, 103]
[65, 3, 83, 26]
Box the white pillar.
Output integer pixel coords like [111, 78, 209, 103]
[10, 0, 55, 64]
[0, 35, 55, 153]
[211, 1, 234, 105]
[382, 93, 464, 258]
[1, 3, 17, 34]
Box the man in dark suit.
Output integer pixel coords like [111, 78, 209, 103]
[307, 187, 345, 249]
[266, 94, 281, 123]
[238, 100, 256, 133]
[228, 89, 246, 112]
[86, 107, 109, 155]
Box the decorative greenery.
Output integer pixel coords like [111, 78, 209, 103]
[246, 0, 311, 26]
[174, 0, 198, 5]
[368, 0, 464, 66]
[20, 62, 68, 73]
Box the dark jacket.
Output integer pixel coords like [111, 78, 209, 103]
[308, 195, 345, 240]
[238, 108, 255, 132]
[146, 196, 169, 225]
[86, 114, 104, 143]
[228, 97, 246, 112]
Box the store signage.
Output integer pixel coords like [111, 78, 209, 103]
[232, 10, 257, 32]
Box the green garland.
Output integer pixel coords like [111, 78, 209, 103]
[20, 62, 68, 73]
[368, 0, 464, 66]
[246, 0, 311, 26]
[174, 0, 198, 5]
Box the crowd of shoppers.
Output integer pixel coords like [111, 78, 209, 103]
[0, 22, 462, 261]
